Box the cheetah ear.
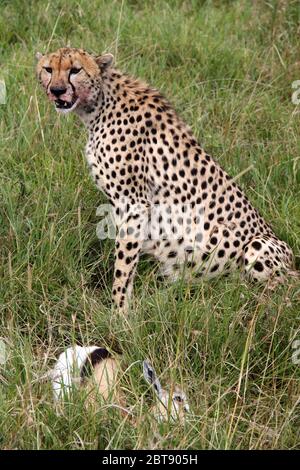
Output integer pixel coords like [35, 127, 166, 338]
[35, 52, 44, 61]
[143, 360, 163, 399]
[95, 53, 114, 71]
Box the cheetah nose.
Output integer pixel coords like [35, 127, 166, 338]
[50, 86, 67, 97]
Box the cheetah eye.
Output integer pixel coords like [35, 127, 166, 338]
[70, 67, 82, 75]
[43, 67, 52, 74]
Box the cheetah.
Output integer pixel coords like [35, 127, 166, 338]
[36, 47, 298, 312]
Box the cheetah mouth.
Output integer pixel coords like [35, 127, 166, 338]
[54, 97, 79, 113]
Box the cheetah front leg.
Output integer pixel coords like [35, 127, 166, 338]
[112, 237, 142, 313]
[112, 206, 148, 313]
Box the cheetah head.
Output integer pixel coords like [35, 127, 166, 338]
[36, 47, 113, 114]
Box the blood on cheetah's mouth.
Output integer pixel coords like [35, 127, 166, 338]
[54, 97, 79, 113]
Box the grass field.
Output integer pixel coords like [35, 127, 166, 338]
[1, 0, 300, 450]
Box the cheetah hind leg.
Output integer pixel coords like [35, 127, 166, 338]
[242, 236, 299, 288]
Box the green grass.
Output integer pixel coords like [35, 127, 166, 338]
[1, 0, 300, 450]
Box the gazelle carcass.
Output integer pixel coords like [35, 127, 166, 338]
[44, 345, 189, 423]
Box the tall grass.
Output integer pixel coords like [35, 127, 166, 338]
[0, 0, 300, 449]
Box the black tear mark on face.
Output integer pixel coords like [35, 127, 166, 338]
[80, 348, 111, 380]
